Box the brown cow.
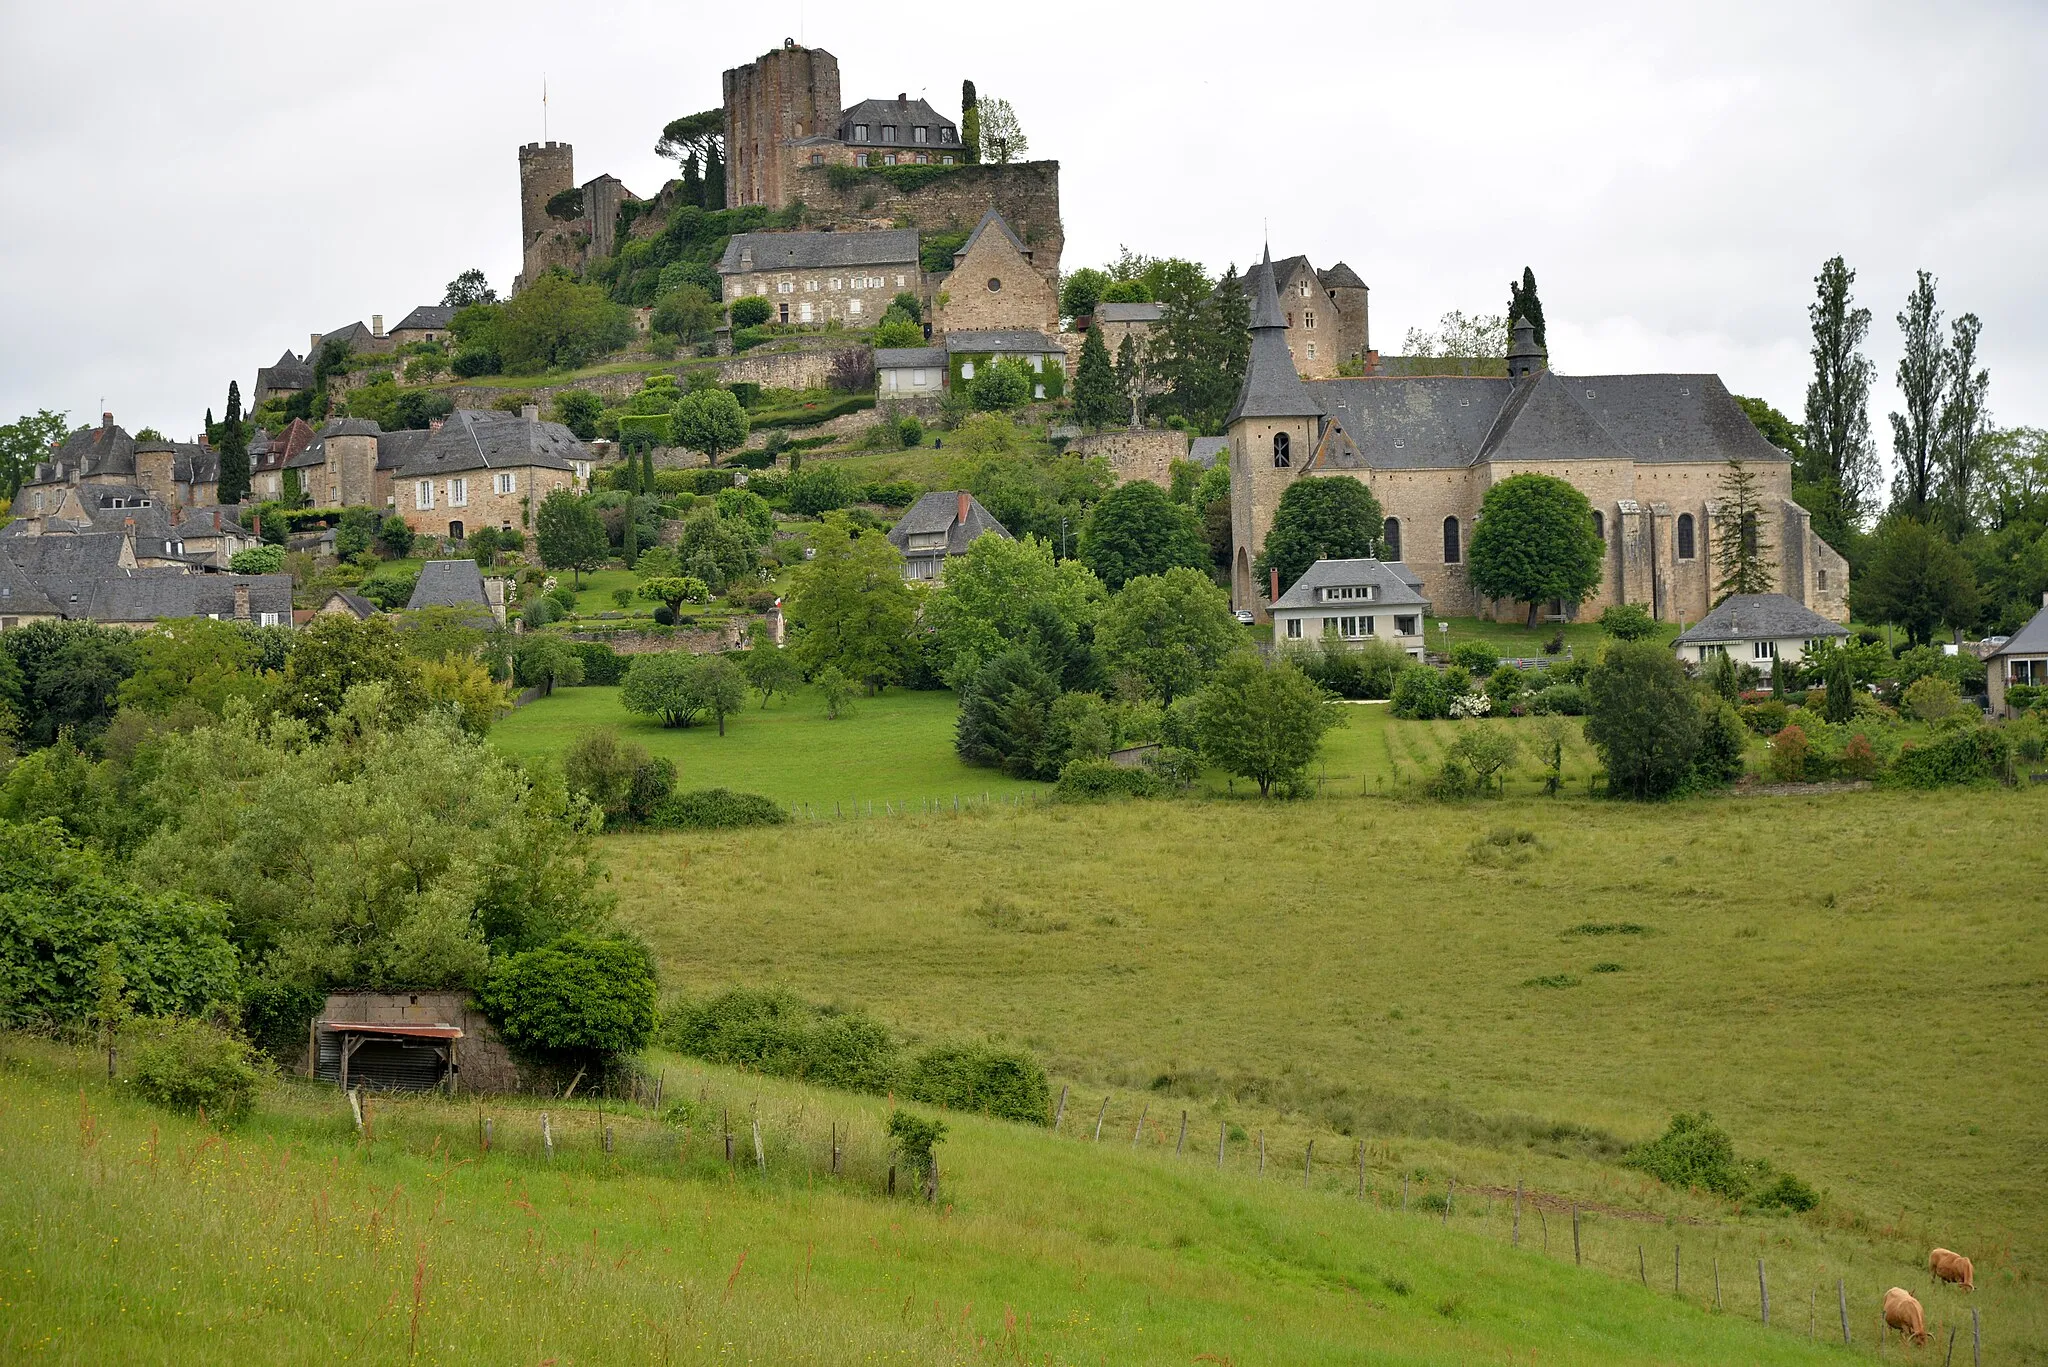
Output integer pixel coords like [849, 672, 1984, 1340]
[1929, 1248, 1975, 1291]
[1884, 1287, 1930, 1347]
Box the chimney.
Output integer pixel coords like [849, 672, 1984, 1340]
[233, 583, 251, 622]
[956, 491, 969, 526]
[1270, 567, 1280, 603]
[212, 510, 221, 532]
[311, 333, 320, 355]
[252, 511, 262, 540]
[898, 92, 907, 104]
[521, 403, 540, 423]
[102, 411, 114, 430]
[371, 314, 384, 338]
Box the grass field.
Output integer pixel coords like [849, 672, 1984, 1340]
[0, 1035, 1949, 1365]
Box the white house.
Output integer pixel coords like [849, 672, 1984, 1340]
[1986, 595, 2048, 718]
[875, 346, 947, 399]
[1671, 593, 1848, 669]
[1269, 558, 1431, 659]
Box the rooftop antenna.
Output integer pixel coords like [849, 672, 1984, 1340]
[542, 76, 548, 141]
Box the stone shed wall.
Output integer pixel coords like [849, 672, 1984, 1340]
[1071, 429, 1190, 489]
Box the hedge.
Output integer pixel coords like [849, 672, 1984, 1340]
[1887, 725, 2011, 788]
[903, 1043, 1052, 1125]
[1053, 758, 1162, 802]
[661, 988, 899, 1093]
[568, 640, 628, 685]
[617, 413, 674, 448]
[645, 787, 787, 829]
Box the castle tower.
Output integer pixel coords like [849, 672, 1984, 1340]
[1227, 246, 1327, 614]
[517, 141, 575, 291]
[722, 42, 841, 209]
[1507, 314, 1546, 379]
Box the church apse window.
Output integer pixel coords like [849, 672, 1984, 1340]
[1443, 516, 1461, 564]
[1593, 509, 1605, 541]
[1677, 513, 1696, 560]
[1382, 517, 1401, 560]
[1272, 433, 1291, 468]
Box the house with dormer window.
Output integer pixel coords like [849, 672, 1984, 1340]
[1268, 558, 1431, 658]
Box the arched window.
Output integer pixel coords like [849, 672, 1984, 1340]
[1443, 515, 1461, 564]
[1272, 433, 1291, 467]
[1382, 517, 1401, 561]
[1676, 513, 1696, 560]
[1593, 509, 1605, 541]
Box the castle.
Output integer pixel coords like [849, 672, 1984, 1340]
[516, 42, 1062, 295]
[1226, 249, 1850, 628]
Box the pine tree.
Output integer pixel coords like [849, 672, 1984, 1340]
[1508, 267, 1547, 352]
[1800, 255, 1878, 541]
[1073, 327, 1121, 429]
[1713, 459, 1777, 602]
[216, 381, 251, 506]
[961, 81, 980, 166]
[1823, 650, 1853, 724]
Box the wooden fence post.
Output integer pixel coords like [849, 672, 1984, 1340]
[348, 1088, 363, 1134]
[723, 1108, 733, 1164]
[1219, 1122, 1228, 1171]
[1675, 1244, 1681, 1297]
[603, 1124, 613, 1156]
[541, 1111, 553, 1162]
[1053, 1085, 1068, 1132]
[1405, 1177, 1411, 1213]
[1839, 1278, 1850, 1344]
[1571, 1205, 1580, 1265]
[752, 1114, 765, 1172]
[1303, 1139, 1314, 1187]
[1513, 1182, 1521, 1245]
[483, 1116, 492, 1153]
[653, 1071, 664, 1115]
[1715, 1258, 1722, 1310]
[1094, 1095, 1108, 1142]
[1757, 1259, 1769, 1326]
[1538, 1206, 1547, 1253]
[1176, 1111, 1188, 1156]
[830, 1122, 841, 1175]
[1944, 1325, 1956, 1365]
[1444, 1177, 1453, 1224]
[1132, 1102, 1149, 1148]
[1257, 1130, 1265, 1175]
[1973, 1307, 1980, 1366]
[1356, 1142, 1365, 1199]
[1638, 1245, 1647, 1286]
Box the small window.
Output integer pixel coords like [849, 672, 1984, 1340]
[1816, 568, 1828, 590]
[799, 302, 814, 323]
[941, 154, 954, 165]
[987, 277, 1002, 293]
[914, 126, 928, 143]
[1321, 617, 1338, 635]
[415, 479, 433, 510]
[895, 274, 906, 288]
[449, 477, 468, 507]
[883, 153, 897, 166]
[914, 153, 928, 165]
[495, 472, 515, 495]
[848, 298, 862, 316]
[1593, 509, 1605, 541]
[1030, 355, 1043, 373]
[1382, 517, 1401, 560]
[1676, 512, 1696, 560]
[810, 153, 823, 166]
[1753, 640, 1777, 661]
[1272, 432, 1291, 467]
[1299, 282, 1311, 298]
[1394, 615, 1418, 635]
[1304, 310, 1316, 329]
[960, 360, 975, 380]
[853, 124, 868, 142]
[778, 303, 789, 323]
[941, 126, 955, 142]
[1284, 618, 1303, 640]
[911, 369, 927, 386]
[805, 279, 819, 292]
[1306, 343, 1317, 360]
[1443, 516, 1461, 564]
[1033, 384, 1045, 400]
[829, 277, 841, 290]
[777, 280, 794, 294]
[854, 152, 870, 167]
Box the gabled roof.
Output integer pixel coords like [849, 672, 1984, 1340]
[316, 321, 371, 350]
[1673, 594, 1849, 645]
[942, 330, 1062, 354]
[1568, 374, 1792, 466]
[392, 304, 455, 332]
[1227, 246, 1323, 425]
[717, 228, 920, 274]
[874, 346, 946, 369]
[886, 491, 1011, 557]
[1269, 558, 1432, 612]
[1187, 436, 1228, 469]
[49, 421, 137, 479]
[1307, 378, 1511, 470]
[1987, 602, 2048, 659]
[406, 559, 491, 611]
[321, 591, 378, 620]
[1477, 370, 1638, 465]
[5, 531, 135, 582]
[376, 427, 432, 470]
[171, 505, 248, 537]
[396, 410, 584, 477]
[839, 96, 958, 144]
[79, 572, 293, 624]
[953, 208, 1028, 265]
[0, 553, 60, 616]
[1094, 302, 1164, 324]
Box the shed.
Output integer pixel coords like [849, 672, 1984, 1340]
[315, 1021, 463, 1094]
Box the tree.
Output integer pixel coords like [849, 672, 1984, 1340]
[1936, 310, 1991, 536]
[1823, 650, 1854, 725]
[511, 634, 584, 696]
[785, 527, 916, 693]
[1801, 256, 1878, 540]
[635, 575, 710, 615]
[442, 269, 496, 308]
[926, 533, 1103, 687]
[816, 666, 854, 720]
[1467, 473, 1605, 625]
[477, 934, 657, 1070]
[1077, 482, 1208, 590]
[1255, 478, 1385, 597]
[696, 654, 748, 735]
[215, 381, 251, 506]
[535, 490, 608, 586]
[1712, 460, 1777, 601]
[784, 464, 852, 516]
[229, 544, 285, 575]
[729, 296, 772, 329]
[377, 514, 416, 559]
[1583, 640, 1702, 801]
[1145, 260, 1248, 433]
[552, 391, 602, 440]
[651, 284, 720, 344]
[739, 642, 801, 707]
[954, 648, 1062, 777]
[115, 618, 267, 719]
[655, 110, 723, 175]
[1194, 655, 1340, 797]
[713, 487, 775, 544]
[976, 96, 1027, 163]
[1597, 603, 1658, 641]
[2, 621, 137, 748]
[970, 359, 1031, 411]
[1889, 269, 1946, 521]
[1508, 267, 1547, 352]
[874, 315, 925, 349]
[620, 651, 737, 730]
[1448, 726, 1520, 795]
[277, 615, 423, 734]
[1733, 395, 1805, 462]
[960, 80, 980, 165]
[1850, 517, 1979, 647]
[0, 408, 67, 500]
[1974, 426, 2048, 532]
[1072, 327, 1122, 429]
[1061, 267, 1109, 322]
[496, 274, 635, 372]
[673, 388, 749, 465]
[1402, 311, 1509, 361]
[1114, 334, 1140, 420]
[1097, 567, 1242, 703]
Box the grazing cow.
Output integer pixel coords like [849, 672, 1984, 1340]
[1883, 1287, 1930, 1347]
[1929, 1248, 1975, 1290]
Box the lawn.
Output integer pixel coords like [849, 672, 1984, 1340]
[492, 684, 1038, 809]
[0, 1035, 1907, 1365]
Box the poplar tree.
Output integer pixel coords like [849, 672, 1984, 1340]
[1800, 256, 1877, 541]
[216, 381, 251, 506]
[1508, 267, 1547, 352]
[1935, 311, 1990, 536]
[1713, 459, 1777, 601]
[961, 81, 980, 165]
[1072, 327, 1121, 429]
[1888, 270, 1946, 522]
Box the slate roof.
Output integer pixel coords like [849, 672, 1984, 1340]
[392, 305, 455, 332]
[293, 417, 386, 470]
[396, 409, 584, 477]
[78, 572, 294, 624]
[376, 427, 432, 470]
[1673, 594, 1849, 645]
[1094, 302, 1164, 324]
[1310, 378, 1509, 470]
[717, 228, 920, 275]
[953, 208, 1027, 264]
[406, 559, 491, 611]
[6, 532, 135, 581]
[838, 97, 959, 145]
[1317, 262, 1368, 291]
[886, 491, 1011, 558]
[1187, 437, 1228, 469]
[874, 346, 946, 369]
[1269, 558, 1432, 612]
[256, 350, 314, 392]
[316, 321, 372, 350]
[1987, 602, 2048, 659]
[0, 553, 60, 616]
[1228, 247, 1324, 424]
[1476, 370, 1638, 465]
[942, 330, 1062, 354]
[48, 421, 137, 479]
[321, 591, 377, 620]
[171, 506, 247, 537]
[252, 418, 317, 472]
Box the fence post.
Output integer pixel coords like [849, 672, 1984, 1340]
[1715, 1258, 1721, 1310]
[603, 1124, 613, 1156]
[1052, 1085, 1068, 1132]
[1132, 1102, 1148, 1148]
[1404, 1176, 1410, 1213]
[1303, 1139, 1314, 1187]
[831, 1122, 841, 1176]
[1219, 1122, 1228, 1171]
[1258, 1129, 1265, 1175]
[1176, 1111, 1188, 1156]
[1675, 1243, 1681, 1297]
[1757, 1259, 1769, 1326]
[1094, 1095, 1109, 1142]
[1356, 1142, 1365, 1198]
[1513, 1182, 1521, 1245]
[753, 1114, 765, 1172]
[1444, 1177, 1453, 1224]
[723, 1108, 733, 1164]
[1839, 1278, 1850, 1344]
[483, 1116, 492, 1153]
[1973, 1307, 1980, 1366]
[541, 1111, 553, 1162]
[1571, 1205, 1580, 1265]
[653, 1072, 664, 1115]
[1638, 1245, 1647, 1287]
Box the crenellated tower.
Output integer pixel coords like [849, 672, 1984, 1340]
[516, 141, 576, 291]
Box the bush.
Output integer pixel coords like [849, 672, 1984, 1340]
[1888, 724, 2011, 788]
[784, 463, 853, 516]
[1448, 641, 1499, 674]
[1597, 603, 1658, 641]
[1753, 1173, 1820, 1212]
[476, 933, 658, 1066]
[644, 787, 787, 829]
[1692, 700, 1749, 787]
[229, 544, 286, 575]
[1901, 675, 1962, 723]
[240, 977, 324, 1060]
[887, 1110, 948, 1181]
[451, 346, 501, 378]
[1839, 732, 1881, 780]
[663, 988, 900, 1093]
[1528, 682, 1587, 716]
[858, 479, 921, 509]
[131, 1018, 264, 1124]
[563, 730, 675, 826]
[1622, 1112, 1749, 1199]
[728, 296, 772, 328]
[1739, 699, 1789, 735]
[1767, 722, 1811, 782]
[1390, 666, 1452, 720]
[358, 569, 418, 612]
[568, 640, 628, 685]
[896, 415, 925, 447]
[726, 381, 762, 409]
[1054, 758, 1163, 802]
[903, 1042, 1051, 1125]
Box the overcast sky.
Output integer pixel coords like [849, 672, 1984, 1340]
[3, 0, 2042, 470]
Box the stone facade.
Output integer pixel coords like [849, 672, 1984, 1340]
[792, 160, 1065, 285]
[516, 141, 579, 291]
[1069, 429, 1189, 489]
[311, 991, 522, 1094]
[399, 460, 576, 542]
[723, 43, 844, 209]
[931, 210, 1058, 334]
[717, 229, 921, 325]
[1239, 255, 1370, 379]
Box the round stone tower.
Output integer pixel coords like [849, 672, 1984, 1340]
[517, 141, 575, 286]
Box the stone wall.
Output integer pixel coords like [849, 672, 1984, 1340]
[788, 161, 1064, 282]
[565, 617, 765, 655]
[311, 990, 523, 1094]
[724, 44, 842, 209]
[434, 344, 863, 412]
[1070, 429, 1189, 489]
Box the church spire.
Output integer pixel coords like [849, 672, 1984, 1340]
[1227, 243, 1323, 426]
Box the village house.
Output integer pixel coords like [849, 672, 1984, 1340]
[838, 95, 965, 167]
[947, 330, 1066, 400]
[716, 228, 921, 325]
[1671, 593, 1849, 670]
[876, 346, 948, 399]
[1268, 558, 1432, 658]
[931, 209, 1059, 336]
[387, 304, 457, 348]
[407, 558, 508, 626]
[1985, 596, 2048, 718]
[250, 419, 316, 500]
[393, 407, 591, 543]
[253, 350, 314, 408]
[16, 414, 221, 522]
[884, 490, 1009, 581]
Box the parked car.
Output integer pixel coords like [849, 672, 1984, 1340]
[1234, 609, 1257, 625]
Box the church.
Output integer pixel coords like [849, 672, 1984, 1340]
[1225, 250, 1850, 628]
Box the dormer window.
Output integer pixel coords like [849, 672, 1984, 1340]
[1320, 585, 1377, 602]
[914, 126, 928, 143]
[853, 124, 869, 142]
[881, 125, 898, 143]
[940, 126, 955, 142]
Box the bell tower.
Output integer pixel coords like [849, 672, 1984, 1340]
[1227, 246, 1326, 614]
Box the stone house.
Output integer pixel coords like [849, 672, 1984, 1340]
[1268, 557, 1431, 658]
[310, 990, 520, 1094]
[253, 350, 314, 407]
[839, 95, 966, 167]
[876, 346, 948, 399]
[250, 418, 317, 501]
[716, 228, 921, 326]
[1226, 249, 1849, 627]
[1671, 593, 1849, 670]
[388, 304, 456, 348]
[407, 558, 508, 626]
[885, 490, 1010, 581]
[1986, 596, 2048, 718]
[1236, 255, 1371, 379]
[393, 407, 590, 543]
[931, 209, 1058, 335]
[1093, 300, 1164, 353]
[168, 506, 259, 567]
[0, 553, 61, 630]
[947, 330, 1066, 401]
[316, 590, 377, 621]
[17, 414, 220, 520]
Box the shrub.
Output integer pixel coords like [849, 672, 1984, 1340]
[1529, 683, 1587, 716]
[784, 463, 853, 517]
[451, 346, 501, 378]
[886, 1110, 948, 1181]
[904, 1042, 1051, 1125]
[1597, 603, 1658, 641]
[240, 977, 324, 1060]
[476, 934, 659, 1066]
[1390, 666, 1452, 720]
[1753, 1173, 1820, 1212]
[1767, 722, 1810, 782]
[896, 415, 924, 447]
[728, 296, 772, 328]
[229, 544, 286, 575]
[568, 640, 628, 685]
[1623, 1112, 1748, 1199]
[725, 381, 762, 409]
[131, 1018, 264, 1124]
[1888, 724, 2011, 788]
[1692, 700, 1750, 787]
[663, 988, 900, 1093]
[1901, 675, 1962, 723]
[1448, 641, 1499, 674]
[1054, 758, 1163, 802]
[563, 730, 675, 826]
[1739, 699, 1789, 735]
[644, 787, 787, 829]
[1839, 732, 1881, 780]
[1143, 746, 1202, 792]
